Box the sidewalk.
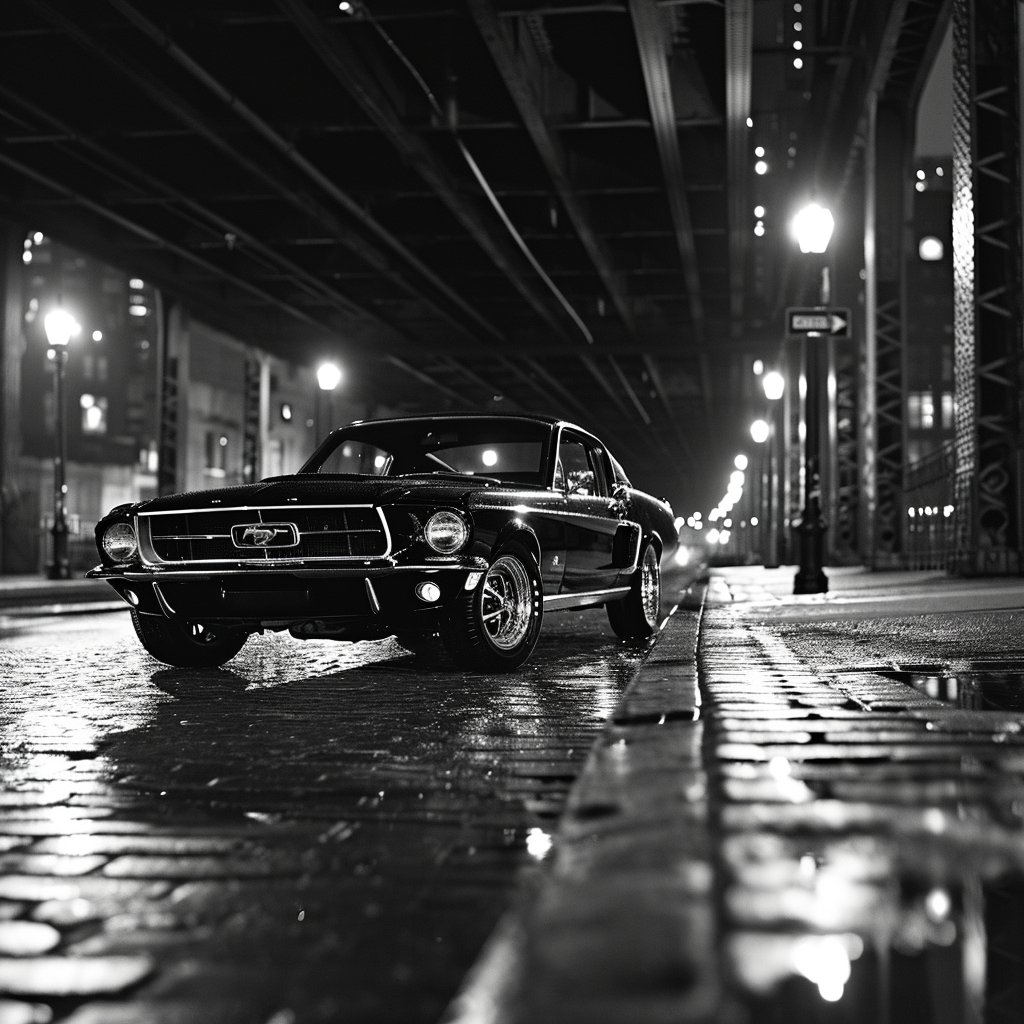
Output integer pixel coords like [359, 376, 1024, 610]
[446, 565, 1024, 1023]
[0, 573, 123, 614]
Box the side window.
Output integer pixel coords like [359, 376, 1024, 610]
[587, 446, 609, 497]
[558, 438, 594, 495]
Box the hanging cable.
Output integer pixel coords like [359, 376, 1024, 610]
[351, 3, 593, 344]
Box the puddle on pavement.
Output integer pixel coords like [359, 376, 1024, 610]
[722, 658, 1024, 1021]
[729, 849, 1024, 1024]
[880, 664, 1024, 712]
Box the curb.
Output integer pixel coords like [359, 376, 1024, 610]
[442, 579, 741, 1024]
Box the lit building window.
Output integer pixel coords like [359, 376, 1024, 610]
[80, 394, 108, 435]
[908, 391, 935, 430]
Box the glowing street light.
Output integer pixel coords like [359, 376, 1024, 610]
[317, 362, 342, 391]
[43, 307, 81, 579]
[762, 370, 785, 401]
[790, 202, 834, 253]
[750, 419, 770, 444]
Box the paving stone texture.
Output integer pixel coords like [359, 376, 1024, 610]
[6, 565, 1024, 1023]
[448, 566, 1024, 1024]
[0, 596, 672, 1024]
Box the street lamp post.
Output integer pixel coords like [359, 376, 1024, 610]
[790, 202, 834, 595]
[43, 308, 78, 580]
[761, 370, 785, 568]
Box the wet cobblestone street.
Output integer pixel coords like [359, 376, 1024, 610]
[703, 569, 1024, 1022]
[8, 567, 1024, 1024]
[0, 606, 654, 1024]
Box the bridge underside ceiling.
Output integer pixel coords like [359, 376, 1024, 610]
[0, 0, 933, 505]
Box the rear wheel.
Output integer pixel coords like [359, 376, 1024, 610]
[607, 541, 661, 639]
[441, 543, 543, 671]
[130, 610, 249, 668]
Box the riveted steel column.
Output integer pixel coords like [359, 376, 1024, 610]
[952, 0, 1023, 574]
[865, 97, 909, 568]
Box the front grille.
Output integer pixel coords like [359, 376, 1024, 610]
[141, 506, 388, 563]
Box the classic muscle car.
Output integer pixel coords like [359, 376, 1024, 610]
[89, 414, 676, 671]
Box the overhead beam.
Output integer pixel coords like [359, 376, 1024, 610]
[441, 358, 528, 412]
[31, 0, 483, 343]
[608, 356, 652, 426]
[0, 84, 402, 342]
[467, 0, 635, 333]
[642, 353, 695, 464]
[385, 357, 475, 408]
[628, 0, 706, 343]
[275, 0, 573, 343]
[0, 150, 324, 332]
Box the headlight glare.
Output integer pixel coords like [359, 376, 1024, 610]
[424, 511, 468, 554]
[102, 521, 138, 562]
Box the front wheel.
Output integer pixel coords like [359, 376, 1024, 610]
[441, 544, 543, 671]
[130, 610, 249, 668]
[607, 541, 661, 639]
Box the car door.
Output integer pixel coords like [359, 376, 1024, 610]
[557, 431, 620, 592]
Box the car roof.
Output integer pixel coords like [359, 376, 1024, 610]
[338, 412, 572, 430]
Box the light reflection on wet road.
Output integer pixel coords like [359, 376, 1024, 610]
[704, 598, 1024, 1023]
[0, 606, 653, 1022]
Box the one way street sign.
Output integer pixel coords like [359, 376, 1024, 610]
[785, 307, 851, 338]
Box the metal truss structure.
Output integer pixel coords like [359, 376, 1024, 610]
[952, 0, 1023, 574]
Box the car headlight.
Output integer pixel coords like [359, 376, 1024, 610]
[101, 521, 138, 562]
[423, 511, 469, 554]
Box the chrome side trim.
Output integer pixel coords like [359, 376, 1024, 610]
[543, 586, 630, 611]
[364, 578, 381, 614]
[472, 502, 631, 534]
[110, 562, 484, 582]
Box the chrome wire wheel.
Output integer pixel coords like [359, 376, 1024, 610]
[480, 555, 534, 650]
[640, 545, 660, 627]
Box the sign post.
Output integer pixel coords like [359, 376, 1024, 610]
[785, 307, 851, 338]
[784, 306, 852, 594]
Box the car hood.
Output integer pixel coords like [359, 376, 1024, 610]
[121, 475, 520, 516]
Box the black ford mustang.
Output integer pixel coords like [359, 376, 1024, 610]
[89, 414, 676, 671]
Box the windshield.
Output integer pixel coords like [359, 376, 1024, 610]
[302, 419, 554, 487]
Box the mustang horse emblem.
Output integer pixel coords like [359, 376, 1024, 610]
[243, 526, 285, 546]
[232, 523, 298, 548]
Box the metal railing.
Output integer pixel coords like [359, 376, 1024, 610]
[903, 440, 955, 570]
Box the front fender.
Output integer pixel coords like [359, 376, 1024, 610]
[491, 520, 542, 567]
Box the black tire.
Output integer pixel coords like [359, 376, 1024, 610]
[130, 610, 249, 668]
[440, 543, 543, 671]
[607, 541, 661, 639]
